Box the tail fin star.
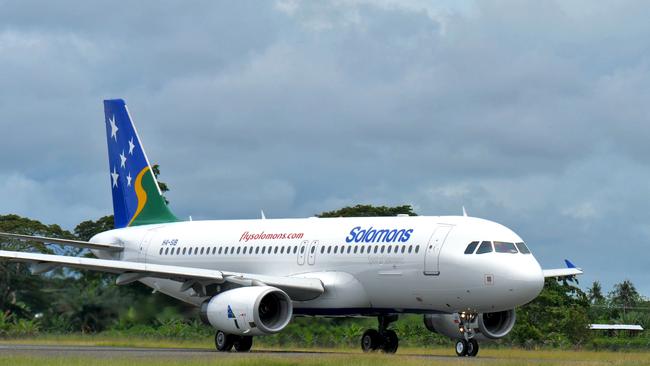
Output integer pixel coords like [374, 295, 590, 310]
[103, 99, 178, 228]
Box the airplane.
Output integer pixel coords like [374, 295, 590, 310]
[0, 99, 583, 357]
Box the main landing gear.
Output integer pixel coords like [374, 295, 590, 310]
[215, 330, 253, 352]
[360, 315, 399, 354]
[455, 312, 479, 357]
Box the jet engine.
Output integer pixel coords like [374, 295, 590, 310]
[423, 309, 516, 340]
[200, 286, 293, 336]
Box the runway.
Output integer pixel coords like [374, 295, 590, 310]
[0, 343, 614, 365]
[0, 343, 528, 363]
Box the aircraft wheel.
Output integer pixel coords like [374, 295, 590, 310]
[234, 335, 253, 352]
[467, 339, 479, 357]
[381, 329, 398, 354]
[361, 329, 381, 352]
[455, 339, 468, 357]
[215, 330, 234, 352]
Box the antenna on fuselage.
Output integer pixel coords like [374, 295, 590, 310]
[462, 206, 468, 217]
[260, 210, 266, 220]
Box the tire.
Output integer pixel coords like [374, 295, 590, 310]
[381, 329, 398, 354]
[455, 339, 468, 357]
[467, 339, 479, 357]
[234, 336, 253, 352]
[215, 330, 234, 352]
[361, 329, 381, 352]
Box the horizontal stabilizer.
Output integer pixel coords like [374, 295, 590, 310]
[0, 232, 123, 252]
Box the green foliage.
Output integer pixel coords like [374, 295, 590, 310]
[74, 216, 114, 241]
[2, 207, 650, 351]
[510, 278, 592, 348]
[318, 204, 417, 218]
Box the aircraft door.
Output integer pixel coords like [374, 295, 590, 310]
[307, 240, 318, 265]
[138, 230, 156, 263]
[423, 225, 453, 275]
[297, 240, 309, 265]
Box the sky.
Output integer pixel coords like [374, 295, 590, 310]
[0, 0, 649, 296]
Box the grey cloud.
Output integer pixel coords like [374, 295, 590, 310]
[1, 0, 650, 294]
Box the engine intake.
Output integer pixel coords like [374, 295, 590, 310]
[200, 286, 293, 336]
[424, 309, 516, 340]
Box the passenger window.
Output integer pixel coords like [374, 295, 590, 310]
[164, 247, 169, 255]
[218, 247, 222, 255]
[464, 241, 479, 254]
[374, 246, 379, 254]
[310, 246, 315, 254]
[494, 241, 518, 254]
[183, 247, 187, 255]
[387, 246, 392, 254]
[408, 245, 413, 253]
[340, 245, 345, 253]
[360, 246, 365, 254]
[294, 246, 298, 254]
[320, 246, 325, 254]
[415, 245, 420, 253]
[254, 247, 259, 254]
[194, 247, 199, 255]
[334, 246, 338, 254]
[516, 242, 531, 254]
[327, 246, 332, 254]
[347, 246, 352, 254]
[476, 241, 493, 254]
[212, 247, 216, 255]
[159, 248, 163, 255]
[280, 246, 284, 254]
[200, 247, 204, 255]
[261, 247, 265, 254]
[274, 246, 278, 254]
[380, 246, 385, 254]
[354, 246, 358, 254]
[401, 245, 406, 254]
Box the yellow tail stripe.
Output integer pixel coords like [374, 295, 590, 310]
[128, 167, 150, 226]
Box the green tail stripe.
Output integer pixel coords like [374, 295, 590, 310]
[130, 169, 178, 226]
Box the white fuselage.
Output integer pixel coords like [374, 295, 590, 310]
[91, 215, 544, 315]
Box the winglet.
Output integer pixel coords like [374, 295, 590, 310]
[564, 259, 577, 268]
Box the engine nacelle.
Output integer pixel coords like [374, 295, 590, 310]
[200, 286, 293, 336]
[423, 309, 516, 341]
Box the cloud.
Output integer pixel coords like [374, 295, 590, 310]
[1, 0, 650, 294]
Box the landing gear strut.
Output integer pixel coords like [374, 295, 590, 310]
[215, 330, 253, 352]
[455, 312, 479, 357]
[360, 315, 399, 354]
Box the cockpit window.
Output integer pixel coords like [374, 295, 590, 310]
[464, 241, 479, 254]
[515, 242, 531, 254]
[476, 241, 493, 254]
[494, 241, 518, 254]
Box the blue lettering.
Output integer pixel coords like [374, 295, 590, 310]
[347, 227, 414, 243]
[400, 229, 414, 242]
[346, 227, 361, 243]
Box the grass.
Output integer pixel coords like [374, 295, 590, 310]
[2, 336, 650, 366]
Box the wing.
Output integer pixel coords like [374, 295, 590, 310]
[0, 250, 324, 301]
[542, 259, 583, 278]
[0, 232, 123, 252]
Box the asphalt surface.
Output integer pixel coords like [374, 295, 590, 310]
[0, 343, 501, 362]
[0, 344, 606, 364]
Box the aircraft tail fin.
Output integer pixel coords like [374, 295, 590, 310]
[103, 99, 179, 228]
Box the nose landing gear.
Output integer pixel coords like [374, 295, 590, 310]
[360, 315, 399, 354]
[455, 312, 479, 357]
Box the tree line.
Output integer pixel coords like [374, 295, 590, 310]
[1, 202, 648, 349]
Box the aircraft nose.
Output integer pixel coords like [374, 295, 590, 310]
[506, 257, 545, 305]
